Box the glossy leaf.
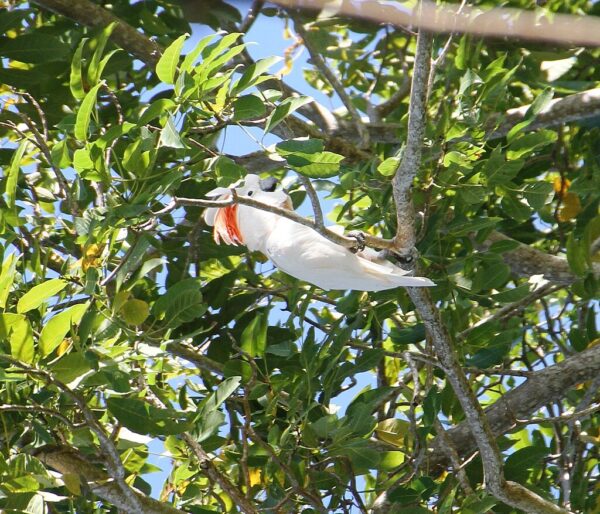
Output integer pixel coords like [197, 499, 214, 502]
[17, 279, 68, 314]
[156, 33, 188, 84]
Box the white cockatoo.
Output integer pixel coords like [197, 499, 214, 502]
[203, 174, 434, 291]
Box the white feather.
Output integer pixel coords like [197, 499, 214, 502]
[204, 175, 435, 291]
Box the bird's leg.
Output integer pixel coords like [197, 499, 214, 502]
[347, 230, 366, 253]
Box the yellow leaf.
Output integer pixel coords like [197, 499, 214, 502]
[57, 339, 71, 356]
[375, 418, 411, 447]
[558, 192, 581, 222]
[248, 468, 262, 487]
[553, 176, 571, 197]
[84, 243, 103, 258]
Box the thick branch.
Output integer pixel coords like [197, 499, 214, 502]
[480, 231, 600, 284]
[36, 446, 185, 514]
[408, 288, 571, 514]
[391, 29, 432, 252]
[486, 88, 600, 140]
[31, 0, 162, 66]
[272, 0, 600, 47]
[429, 344, 600, 471]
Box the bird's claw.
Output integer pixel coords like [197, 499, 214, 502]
[391, 247, 418, 266]
[347, 231, 366, 253]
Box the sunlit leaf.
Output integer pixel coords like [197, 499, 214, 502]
[17, 278, 68, 314]
[74, 81, 104, 141]
[39, 303, 89, 357]
[156, 33, 188, 84]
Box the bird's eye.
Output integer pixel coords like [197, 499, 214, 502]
[247, 190, 254, 197]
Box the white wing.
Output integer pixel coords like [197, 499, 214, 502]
[264, 219, 434, 291]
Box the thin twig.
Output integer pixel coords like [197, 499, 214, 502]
[292, 17, 369, 147]
[298, 174, 324, 227]
[433, 418, 474, 495]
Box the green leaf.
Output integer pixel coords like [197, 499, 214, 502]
[375, 418, 410, 447]
[276, 138, 323, 156]
[87, 22, 117, 85]
[232, 94, 266, 121]
[276, 138, 344, 178]
[484, 146, 524, 185]
[6, 139, 27, 210]
[107, 397, 189, 436]
[447, 217, 503, 236]
[473, 261, 511, 291]
[0, 253, 18, 309]
[39, 303, 89, 357]
[115, 235, 153, 290]
[505, 446, 549, 483]
[507, 88, 554, 141]
[390, 324, 426, 346]
[241, 311, 268, 357]
[0, 33, 70, 63]
[491, 284, 531, 303]
[524, 182, 554, 210]
[158, 116, 186, 149]
[70, 38, 88, 100]
[292, 152, 344, 178]
[138, 99, 176, 126]
[377, 157, 400, 177]
[74, 82, 104, 141]
[17, 278, 68, 314]
[120, 299, 150, 325]
[507, 130, 557, 160]
[152, 278, 207, 328]
[265, 96, 313, 134]
[50, 352, 92, 384]
[501, 193, 532, 223]
[378, 451, 405, 471]
[331, 441, 380, 473]
[181, 33, 217, 73]
[232, 56, 282, 94]
[202, 376, 241, 413]
[0, 313, 34, 364]
[156, 33, 188, 84]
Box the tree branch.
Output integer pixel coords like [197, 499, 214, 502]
[292, 17, 369, 146]
[35, 446, 185, 514]
[386, 23, 570, 513]
[158, 195, 397, 251]
[408, 288, 571, 513]
[31, 0, 162, 66]
[272, 0, 600, 47]
[486, 87, 600, 141]
[391, 28, 432, 253]
[181, 430, 259, 512]
[0, 355, 145, 514]
[480, 231, 600, 284]
[428, 343, 600, 471]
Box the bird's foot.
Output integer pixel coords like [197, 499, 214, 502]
[347, 231, 366, 253]
[390, 247, 418, 267]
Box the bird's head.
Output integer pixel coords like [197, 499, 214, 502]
[203, 174, 291, 246]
